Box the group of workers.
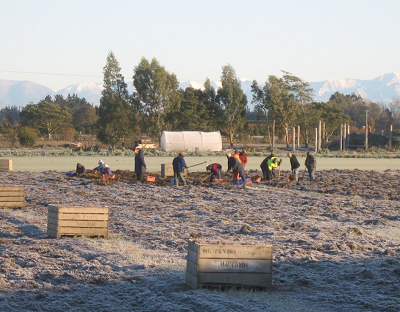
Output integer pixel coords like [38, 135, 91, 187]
[73, 148, 317, 185]
[206, 149, 316, 183]
[134, 149, 189, 186]
[133, 147, 317, 185]
[72, 160, 114, 177]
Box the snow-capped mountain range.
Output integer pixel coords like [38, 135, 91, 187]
[1, 73, 399, 110]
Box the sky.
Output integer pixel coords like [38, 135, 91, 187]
[1, 0, 400, 92]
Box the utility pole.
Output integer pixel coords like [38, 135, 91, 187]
[318, 120, 322, 151]
[389, 125, 393, 150]
[297, 125, 300, 149]
[272, 120, 275, 149]
[314, 128, 318, 153]
[365, 110, 369, 151]
[343, 123, 347, 151]
[292, 127, 296, 151]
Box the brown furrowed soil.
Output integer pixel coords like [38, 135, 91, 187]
[0, 169, 399, 312]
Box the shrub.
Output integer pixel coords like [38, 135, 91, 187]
[17, 127, 38, 147]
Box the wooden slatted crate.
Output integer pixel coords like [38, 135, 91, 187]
[186, 241, 273, 290]
[161, 164, 188, 178]
[0, 159, 13, 172]
[47, 205, 109, 238]
[0, 185, 25, 208]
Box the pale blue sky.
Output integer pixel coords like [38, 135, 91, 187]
[1, 0, 399, 91]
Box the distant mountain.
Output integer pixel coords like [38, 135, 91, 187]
[57, 82, 103, 105]
[1, 73, 399, 110]
[0, 80, 54, 108]
[309, 72, 400, 103]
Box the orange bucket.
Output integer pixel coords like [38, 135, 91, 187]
[146, 176, 156, 182]
[102, 174, 116, 180]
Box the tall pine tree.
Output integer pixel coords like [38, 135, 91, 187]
[98, 51, 139, 147]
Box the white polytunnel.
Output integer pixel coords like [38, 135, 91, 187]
[160, 131, 222, 152]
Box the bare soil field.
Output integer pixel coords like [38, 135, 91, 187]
[6, 155, 400, 172]
[0, 168, 399, 312]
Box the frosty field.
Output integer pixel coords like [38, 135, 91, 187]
[0, 159, 399, 311]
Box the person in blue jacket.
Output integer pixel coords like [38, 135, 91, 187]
[94, 160, 106, 174]
[172, 152, 188, 186]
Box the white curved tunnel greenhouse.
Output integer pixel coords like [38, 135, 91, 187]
[160, 131, 222, 152]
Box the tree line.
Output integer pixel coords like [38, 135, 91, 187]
[1, 51, 400, 148]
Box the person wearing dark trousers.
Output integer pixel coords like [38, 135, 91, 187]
[226, 153, 246, 183]
[134, 149, 147, 182]
[260, 153, 274, 181]
[173, 152, 188, 186]
[305, 151, 317, 181]
[206, 163, 222, 181]
[288, 153, 300, 182]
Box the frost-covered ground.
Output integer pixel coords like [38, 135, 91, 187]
[0, 170, 399, 312]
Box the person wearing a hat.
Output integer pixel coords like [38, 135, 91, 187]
[93, 159, 112, 176]
[260, 153, 274, 181]
[266, 155, 281, 180]
[93, 159, 106, 174]
[172, 152, 188, 186]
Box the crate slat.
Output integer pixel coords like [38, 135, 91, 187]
[0, 202, 25, 208]
[47, 219, 109, 227]
[48, 205, 108, 214]
[0, 186, 23, 191]
[0, 196, 26, 202]
[198, 272, 272, 288]
[0, 191, 25, 197]
[185, 271, 198, 290]
[198, 245, 273, 260]
[48, 211, 109, 221]
[197, 259, 272, 273]
[51, 227, 109, 236]
[186, 259, 199, 276]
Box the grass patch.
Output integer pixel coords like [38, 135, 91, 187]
[79, 235, 186, 271]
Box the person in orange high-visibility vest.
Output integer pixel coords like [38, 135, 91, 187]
[232, 149, 242, 180]
[233, 149, 241, 162]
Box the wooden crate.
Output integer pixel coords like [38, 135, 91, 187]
[47, 205, 109, 238]
[186, 241, 273, 290]
[0, 159, 13, 172]
[0, 185, 25, 208]
[161, 164, 188, 178]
